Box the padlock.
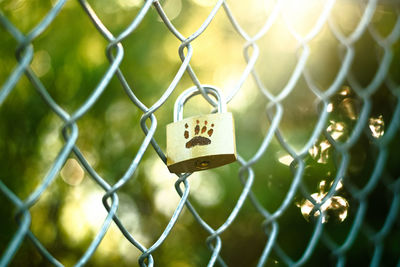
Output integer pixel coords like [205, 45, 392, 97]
[166, 85, 237, 173]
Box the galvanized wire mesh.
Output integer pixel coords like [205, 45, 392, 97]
[1, 0, 400, 266]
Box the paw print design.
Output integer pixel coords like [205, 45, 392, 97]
[184, 120, 214, 149]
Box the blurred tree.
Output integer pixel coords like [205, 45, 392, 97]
[0, 0, 399, 266]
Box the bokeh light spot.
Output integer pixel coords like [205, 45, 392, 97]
[61, 158, 85, 186]
[369, 115, 385, 138]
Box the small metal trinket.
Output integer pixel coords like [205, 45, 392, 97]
[166, 85, 237, 173]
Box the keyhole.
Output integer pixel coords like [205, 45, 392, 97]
[196, 160, 210, 169]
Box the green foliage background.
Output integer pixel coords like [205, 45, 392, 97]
[0, 1, 399, 266]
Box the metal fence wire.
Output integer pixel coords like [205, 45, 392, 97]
[1, 0, 400, 266]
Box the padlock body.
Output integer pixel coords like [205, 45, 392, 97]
[166, 112, 236, 173]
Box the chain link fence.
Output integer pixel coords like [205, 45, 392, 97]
[1, 0, 400, 266]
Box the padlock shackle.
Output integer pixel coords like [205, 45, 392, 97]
[174, 85, 226, 122]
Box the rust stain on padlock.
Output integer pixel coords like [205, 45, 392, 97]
[184, 121, 214, 148]
[185, 137, 211, 148]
